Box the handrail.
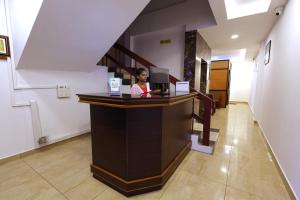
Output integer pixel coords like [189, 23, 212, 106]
[105, 54, 137, 76]
[113, 44, 191, 90]
[100, 43, 212, 146]
[114, 43, 156, 68]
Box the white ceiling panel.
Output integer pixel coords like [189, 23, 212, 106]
[199, 0, 288, 60]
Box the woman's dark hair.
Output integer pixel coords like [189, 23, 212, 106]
[136, 68, 147, 76]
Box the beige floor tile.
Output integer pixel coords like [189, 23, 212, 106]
[225, 187, 251, 200]
[176, 151, 192, 171]
[228, 148, 290, 199]
[22, 137, 91, 173]
[93, 188, 130, 200]
[249, 195, 262, 200]
[0, 159, 32, 184]
[65, 177, 107, 200]
[0, 166, 66, 200]
[179, 151, 205, 175]
[132, 190, 165, 200]
[197, 157, 229, 184]
[42, 166, 91, 193]
[26, 144, 92, 193]
[160, 171, 226, 200]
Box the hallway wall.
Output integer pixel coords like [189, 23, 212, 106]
[230, 61, 254, 102]
[0, 0, 108, 159]
[131, 26, 185, 80]
[250, 0, 300, 198]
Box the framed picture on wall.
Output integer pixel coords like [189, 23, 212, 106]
[0, 35, 10, 59]
[264, 40, 271, 65]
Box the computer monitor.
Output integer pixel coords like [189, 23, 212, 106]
[149, 66, 170, 94]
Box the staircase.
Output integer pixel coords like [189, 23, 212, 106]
[98, 43, 215, 152]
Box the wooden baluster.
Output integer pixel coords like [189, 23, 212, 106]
[130, 56, 132, 68]
[201, 95, 212, 146]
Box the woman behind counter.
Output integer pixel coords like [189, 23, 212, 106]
[131, 68, 160, 95]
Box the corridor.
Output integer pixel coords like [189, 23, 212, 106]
[0, 104, 291, 200]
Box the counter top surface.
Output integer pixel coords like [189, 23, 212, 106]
[77, 92, 197, 100]
[77, 92, 198, 108]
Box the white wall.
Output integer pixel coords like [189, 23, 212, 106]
[250, 0, 300, 198]
[132, 26, 185, 80]
[0, 0, 109, 159]
[230, 61, 254, 102]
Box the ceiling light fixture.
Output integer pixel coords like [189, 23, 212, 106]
[225, 0, 272, 20]
[231, 34, 239, 39]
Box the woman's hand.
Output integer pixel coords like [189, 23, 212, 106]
[150, 89, 161, 94]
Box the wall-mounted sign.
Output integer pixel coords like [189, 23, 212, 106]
[160, 39, 171, 45]
[0, 35, 10, 59]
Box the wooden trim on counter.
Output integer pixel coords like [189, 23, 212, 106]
[91, 141, 191, 196]
[79, 97, 194, 108]
[77, 92, 198, 108]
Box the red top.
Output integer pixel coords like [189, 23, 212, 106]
[140, 85, 148, 94]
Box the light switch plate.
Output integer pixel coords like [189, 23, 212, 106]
[57, 85, 70, 98]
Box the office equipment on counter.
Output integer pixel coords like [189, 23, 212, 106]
[149, 66, 170, 95]
[176, 81, 190, 93]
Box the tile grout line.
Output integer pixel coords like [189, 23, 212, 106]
[90, 187, 110, 200]
[21, 157, 71, 200]
[223, 105, 238, 200]
[62, 170, 91, 194]
[157, 174, 179, 200]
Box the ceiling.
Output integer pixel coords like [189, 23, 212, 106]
[199, 0, 288, 61]
[141, 0, 187, 15]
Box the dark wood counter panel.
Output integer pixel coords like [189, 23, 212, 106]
[77, 92, 197, 196]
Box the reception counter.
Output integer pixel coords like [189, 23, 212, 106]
[77, 92, 197, 196]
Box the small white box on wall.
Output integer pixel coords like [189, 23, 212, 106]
[57, 85, 71, 98]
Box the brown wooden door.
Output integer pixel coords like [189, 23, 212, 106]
[209, 60, 230, 108]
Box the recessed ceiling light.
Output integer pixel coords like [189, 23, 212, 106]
[231, 34, 239, 39]
[225, 0, 272, 20]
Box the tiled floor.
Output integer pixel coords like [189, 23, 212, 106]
[0, 104, 291, 200]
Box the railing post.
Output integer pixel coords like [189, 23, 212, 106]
[201, 95, 212, 146]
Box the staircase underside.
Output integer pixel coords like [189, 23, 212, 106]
[15, 0, 151, 71]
